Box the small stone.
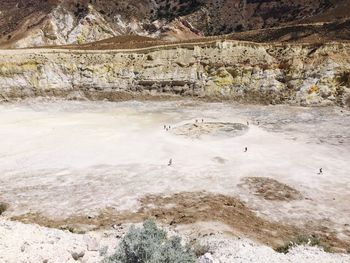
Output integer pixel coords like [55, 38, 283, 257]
[71, 250, 85, 261]
[20, 242, 29, 252]
[85, 236, 99, 251]
[199, 253, 216, 263]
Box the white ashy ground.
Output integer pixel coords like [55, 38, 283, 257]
[0, 99, 349, 262]
[1, 219, 350, 263]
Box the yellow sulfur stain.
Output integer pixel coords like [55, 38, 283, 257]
[308, 85, 319, 94]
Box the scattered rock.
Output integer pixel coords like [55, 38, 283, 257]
[71, 250, 85, 260]
[20, 241, 29, 252]
[85, 236, 99, 251]
[199, 253, 217, 263]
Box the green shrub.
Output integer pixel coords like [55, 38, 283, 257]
[191, 242, 210, 257]
[102, 220, 196, 263]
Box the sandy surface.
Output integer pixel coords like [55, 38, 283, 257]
[0, 99, 350, 259]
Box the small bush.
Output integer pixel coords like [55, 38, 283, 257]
[102, 220, 196, 263]
[337, 71, 350, 87]
[100, 246, 109, 257]
[0, 203, 8, 215]
[276, 235, 323, 254]
[278, 61, 291, 71]
[191, 242, 210, 257]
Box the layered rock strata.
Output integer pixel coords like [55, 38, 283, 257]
[0, 40, 350, 106]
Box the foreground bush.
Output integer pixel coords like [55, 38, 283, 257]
[102, 220, 196, 263]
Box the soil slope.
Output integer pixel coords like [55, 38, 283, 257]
[0, 0, 349, 47]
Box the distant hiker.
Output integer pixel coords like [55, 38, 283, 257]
[202, 119, 204, 123]
[164, 125, 166, 130]
[247, 121, 249, 126]
[168, 158, 172, 166]
[169, 125, 171, 129]
[244, 147, 248, 152]
[318, 168, 323, 175]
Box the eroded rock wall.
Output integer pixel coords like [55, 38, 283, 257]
[0, 41, 350, 106]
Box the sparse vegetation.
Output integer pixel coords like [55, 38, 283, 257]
[344, 93, 350, 108]
[337, 71, 350, 87]
[278, 60, 291, 71]
[190, 241, 210, 257]
[275, 235, 326, 254]
[102, 220, 196, 263]
[0, 202, 8, 215]
[100, 246, 109, 257]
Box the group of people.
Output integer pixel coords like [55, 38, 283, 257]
[163, 125, 171, 131]
[246, 121, 260, 126]
[164, 118, 323, 175]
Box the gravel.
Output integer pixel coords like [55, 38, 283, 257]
[1, 219, 349, 263]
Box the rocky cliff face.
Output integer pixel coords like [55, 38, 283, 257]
[1, 41, 349, 107]
[0, 0, 349, 48]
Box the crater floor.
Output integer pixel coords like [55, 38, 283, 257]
[0, 99, 349, 251]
